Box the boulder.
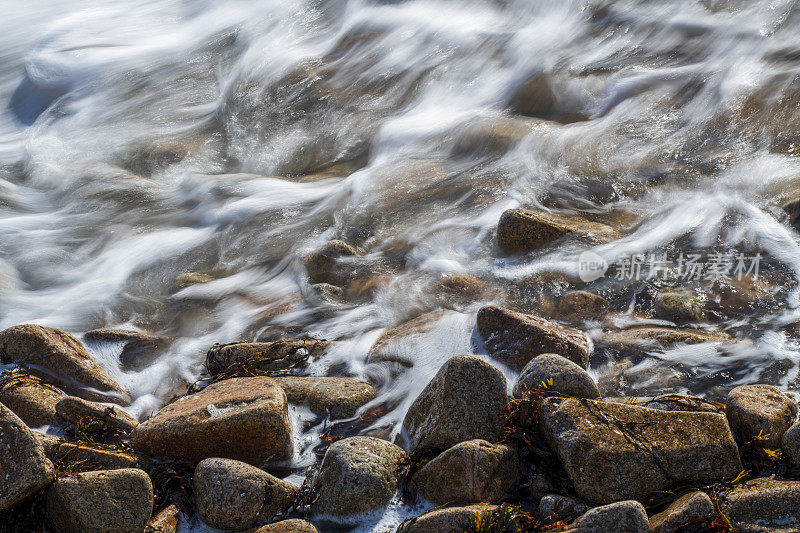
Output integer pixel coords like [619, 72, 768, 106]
[557, 290, 609, 321]
[0, 324, 131, 405]
[130, 377, 292, 465]
[271, 376, 376, 419]
[496, 208, 618, 254]
[55, 396, 139, 435]
[303, 240, 362, 286]
[312, 436, 405, 517]
[782, 420, 800, 466]
[655, 288, 706, 323]
[413, 440, 519, 505]
[253, 520, 319, 532]
[598, 326, 730, 354]
[194, 458, 297, 530]
[205, 339, 329, 376]
[720, 477, 800, 533]
[0, 403, 54, 513]
[83, 328, 166, 344]
[648, 491, 715, 533]
[45, 468, 153, 533]
[402, 355, 507, 454]
[147, 504, 180, 533]
[572, 500, 648, 533]
[397, 504, 498, 533]
[477, 305, 590, 370]
[538, 494, 590, 525]
[0, 374, 65, 427]
[513, 353, 599, 399]
[726, 384, 797, 447]
[539, 398, 741, 504]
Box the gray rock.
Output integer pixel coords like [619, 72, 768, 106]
[397, 504, 498, 533]
[782, 419, 800, 466]
[649, 491, 714, 533]
[402, 355, 507, 454]
[538, 494, 590, 524]
[312, 436, 405, 517]
[726, 384, 797, 447]
[0, 402, 54, 513]
[720, 477, 800, 533]
[572, 500, 648, 533]
[194, 458, 297, 530]
[513, 353, 599, 399]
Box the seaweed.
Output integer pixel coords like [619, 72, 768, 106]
[149, 461, 196, 515]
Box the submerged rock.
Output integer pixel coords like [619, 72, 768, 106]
[271, 376, 377, 419]
[648, 491, 715, 533]
[450, 117, 552, 159]
[312, 436, 405, 517]
[598, 326, 730, 353]
[0, 403, 54, 514]
[366, 309, 448, 366]
[83, 328, 167, 344]
[45, 468, 153, 533]
[55, 395, 139, 436]
[539, 398, 741, 504]
[253, 519, 319, 532]
[513, 353, 599, 399]
[194, 458, 297, 530]
[303, 240, 362, 286]
[726, 384, 797, 447]
[720, 477, 800, 533]
[413, 439, 519, 505]
[477, 305, 590, 370]
[496, 208, 618, 254]
[0, 324, 131, 405]
[397, 504, 498, 533]
[0, 374, 65, 427]
[572, 500, 648, 533]
[508, 72, 557, 118]
[130, 377, 292, 465]
[205, 339, 329, 376]
[557, 290, 609, 321]
[655, 288, 706, 323]
[402, 355, 507, 454]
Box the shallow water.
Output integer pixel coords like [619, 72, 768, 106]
[4, 0, 800, 529]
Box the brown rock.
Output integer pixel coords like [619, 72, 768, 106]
[513, 353, 599, 399]
[56, 396, 139, 435]
[720, 477, 800, 533]
[312, 436, 405, 517]
[435, 274, 491, 303]
[477, 305, 590, 370]
[83, 328, 166, 344]
[539, 398, 742, 504]
[496, 208, 618, 254]
[303, 240, 361, 286]
[726, 384, 797, 447]
[205, 339, 329, 376]
[649, 491, 715, 533]
[572, 500, 648, 533]
[397, 504, 498, 533]
[0, 374, 65, 427]
[598, 326, 730, 353]
[557, 290, 609, 321]
[0, 403, 54, 513]
[413, 440, 519, 505]
[0, 324, 131, 405]
[655, 288, 706, 323]
[172, 271, 216, 291]
[271, 376, 376, 419]
[403, 355, 507, 454]
[147, 504, 180, 533]
[38, 435, 142, 472]
[253, 519, 319, 533]
[194, 458, 297, 530]
[130, 377, 292, 465]
[508, 72, 557, 117]
[45, 468, 153, 533]
[538, 494, 590, 525]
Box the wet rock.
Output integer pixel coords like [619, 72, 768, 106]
[253, 519, 319, 533]
[412, 440, 519, 505]
[508, 72, 557, 118]
[477, 305, 590, 370]
[782, 420, 800, 466]
[557, 290, 609, 321]
[539, 398, 741, 504]
[538, 494, 590, 525]
[312, 436, 405, 517]
[147, 504, 180, 533]
[397, 504, 498, 533]
[172, 271, 217, 291]
[496, 208, 618, 254]
[194, 458, 298, 530]
[598, 326, 730, 354]
[130, 377, 292, 465]
[513, 353, 599, 399]
[702, 274, 776, 316]
[572, 500, 648, 533]
[402, 355, 507, 454]
[56, 396, 139, 436]
[644, 393, 725, 414]
[345, 272, 393, 300]
[310, 283, 344, 303]
[726, 384, 797, 447]
[83, 328, 166, 344]
[0, 403, 54, 513]
[655, 288, 706, 323]
[38, 435, 143, 471]
[271, 376, 377, 419]
[45, 468, 153, 533]
[366, 309, 447, 366]
[648, 491, 714, 533]
[784, 197, 800, 230]
[435, 274, 492, 306]
[720, 477, 800, 533]
[0, 324, 131, 405]
[303, 240, 362, 286]
[451, 117, 552, 159]
[0, 374, 65, 427]
[205, 339, 329, 376]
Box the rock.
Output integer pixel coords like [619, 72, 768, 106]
[572, 500, 648, 533]
[45, 468, 153, 533]
[130, 377, 292, 465]
[784, 197, 800, 230]
[172, 271, 216, 291]
[55, 396, 139, 436]
[402, 355, 507, 454]
[0, 403, 54, 513]
[0, 374, 65, 427]
[726, 384, 797, 447]
[194, 458, 297, 530]
[412, 440, 519, 505]
[539, 398, 741, 504]
[271, 376, 376, 419]
[648, 491, 714, 533]
[310, 283, 344, 303]
[435, 274, 491, 303]
[118, 337, 172, 370]
[0, 324, 131, 405]
[720, 477, 800, 533]
[397, 504, 498, 533]
[37, 434, 143, 472]
[643, 393, 725, 414]
[655, 288, 706, 323]
[147, 504, 180, 533]
[538, 494, 590, 525]
[598, 326, 730, 353]
[83, 328, 166, 344]
[496, 208, 618, 254]
[312, 436, 405, 517]
[205, 339, 329, 376]
[508, 72, 557, 118]
[303, 240, 361, 286]
[253, 519, 319, 533]
[477, 305, 591, 370]
[513, 353, 599, 399]
[557, 290, 609, 321]
[366, 310, 447, 366]
[782, 420, 800, 466]
[450, 117, 551, 159]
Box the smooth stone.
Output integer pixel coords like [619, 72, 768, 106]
[648, 491, 715, 533]
[271, 376, 377, 419]
[83, 328, 166, 344]
[572, 500, 648, 533]
[598, 326, 730, 353]
[396, 504, 498, 533]
[147, 504, 180, 533]
[0, 375, 65, 427]
[726, 384, 797, 447]
[557, 290, 609, 321]
[450, 117, 552, 159]
[55, 396, 139, 435]
[496, 208, 618, 254]
[513, 353, 599, 399]
[655, 288, 706, 323]
[782, 419, 800, 466]
[37, 434, 143, 472]
[720, 477, 800, 533]
[252, 519, 319, 532]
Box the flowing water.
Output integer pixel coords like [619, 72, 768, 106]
[4, 0, 800, 529]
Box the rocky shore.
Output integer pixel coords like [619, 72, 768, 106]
[1, 208, 800, 533]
